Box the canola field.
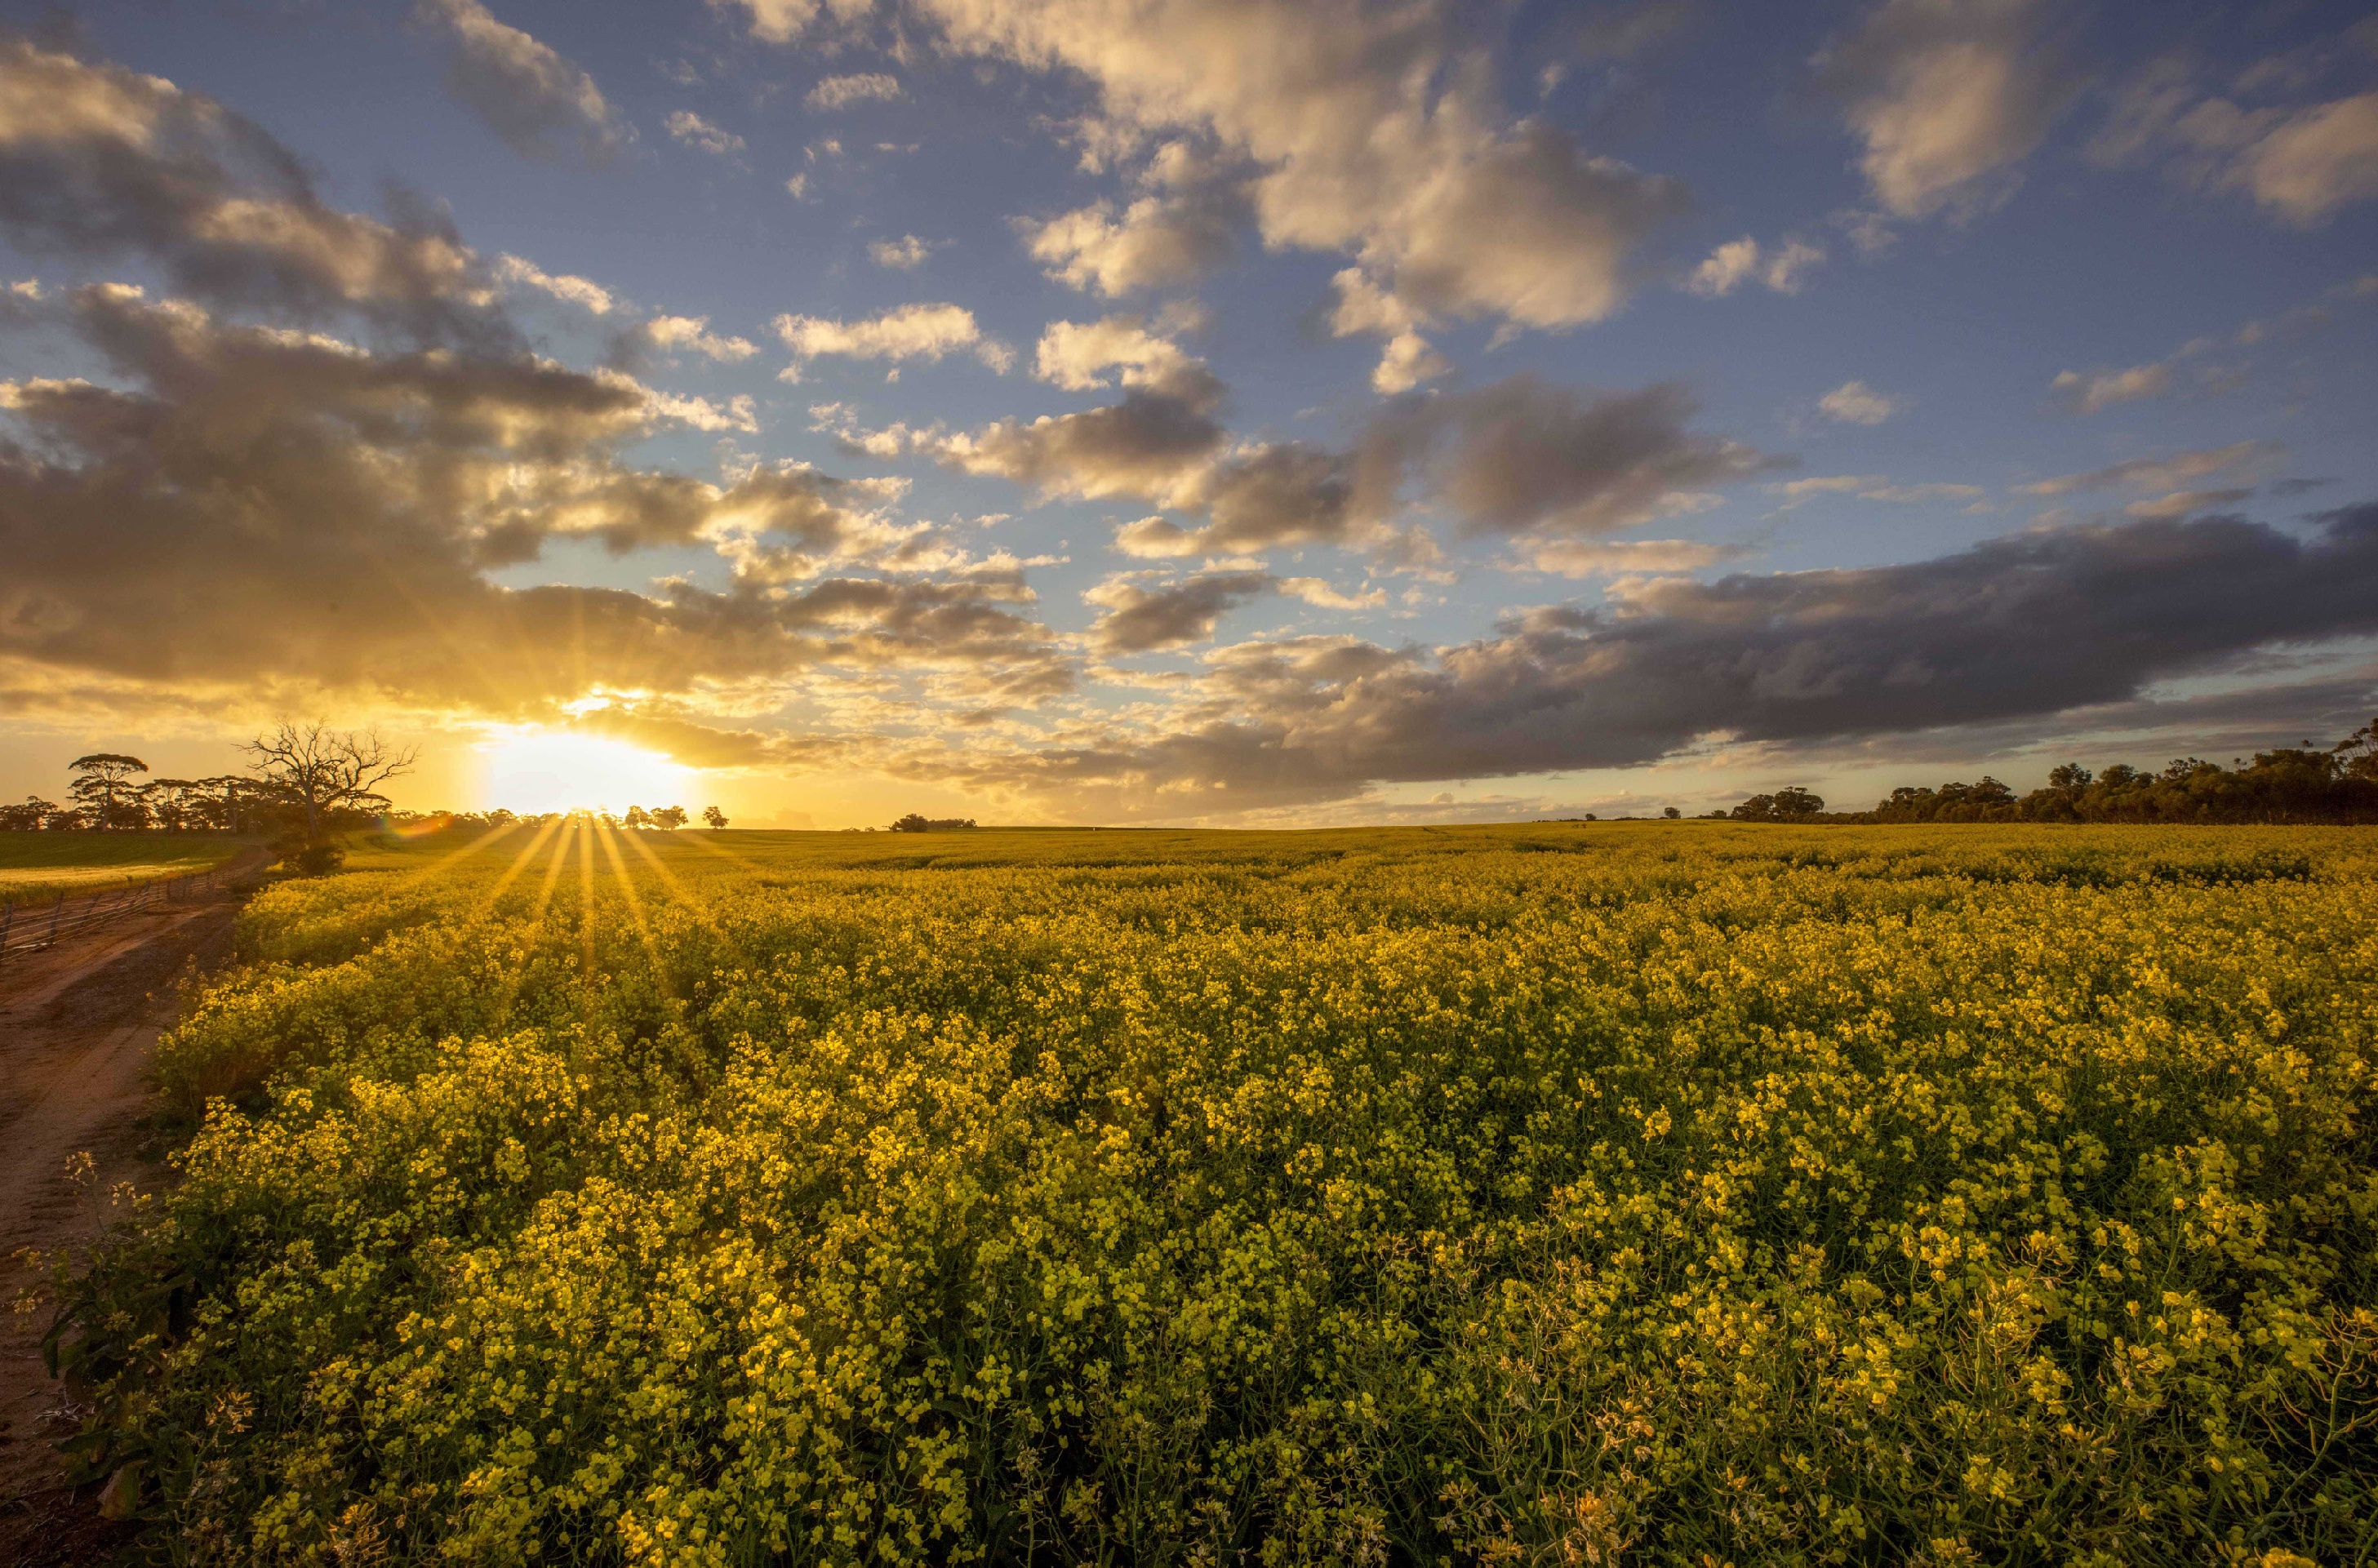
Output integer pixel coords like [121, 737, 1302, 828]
[52, 823, 2378, 1566]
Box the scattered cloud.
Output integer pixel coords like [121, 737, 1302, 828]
[0, 38, 504, 343]
[1815, 0, 2078, 220]
[495, 253, 615, 314]
[632, 313, 758, 362]
[1519, 538, 1744, 577]
[2124, 487, 2253, 519]
[665, 109, 745, 156]
[2091, 56, 2378, 225]
[1327, 268, 1448, 394]
[869, 234, 938, 269]
[806, 72, 903, 112]
[1279, 576, 1387, 609]
[1032, 314, 1203, 392]
[2017, 440, 2286, 496]
[2049, 360, 2174, 414]
[1021, 153, 1251, 296]
[413, 0, 627, 166]
[775, 302, 1011, 376]
[1687, 236, 1825, 296]
[1771, 473, 1983, 509]
[910, 0, 1690, 343]
[1085, 570, 1274, 653]
[1818, 379, 1899, 424]
[704, 0, 873, 46]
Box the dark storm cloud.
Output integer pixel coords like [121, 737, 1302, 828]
[413, 0, 629, 167]
[925, 507, 2378, 813]
[0, 34, 508, 344]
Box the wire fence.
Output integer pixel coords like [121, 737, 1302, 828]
[0, 854, 260, 966]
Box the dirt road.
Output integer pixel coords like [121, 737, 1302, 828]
[0, 871, 256, 1563]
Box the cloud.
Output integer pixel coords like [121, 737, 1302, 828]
[1327, 269, 1448, 394]
[1020, 154, 1251, 296]
[2048, 360, 2172, 414]
[806, 72, 904, 111]
[1387, 376, 1781, 537]
[704, 0, 873, 45]
[1817, 379, 1899, 424]
[1085, 570, 1274, 652]
[665, 110, 745, 156]
[2092, 56, 2378, 225]
[0, 36, 503, 343]
[1031, 314, 1202, 392]
[927, 505, 2378, 814]
[1815, 0, 2078, 219]
[1687, 236, 1825, 296]
[0, 284, 1070, 717]
[2017, 440, 2285, 496]
[1518, 539, 1744, 577]
[904, 366, 1773, 561]
[1279, 576, 1387, 610]
[412, 0, 627, 166]
[632, 313, 758, 362]
[774, 302, 1011, 375]
[2124, 487, 2253, 520]
[868, 233, 937, 269]
[904, 0, 1688, 340]
[494, 253, 615, 314]
[1771, 473, 1983, 508]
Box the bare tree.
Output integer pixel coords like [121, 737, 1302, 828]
[239, 722, 417, 839]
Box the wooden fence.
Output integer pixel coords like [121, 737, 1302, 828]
[0, 856, 256, 966]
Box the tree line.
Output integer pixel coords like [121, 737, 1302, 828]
[1722, 717, 2378, 825]
[2, 722, 734, 873]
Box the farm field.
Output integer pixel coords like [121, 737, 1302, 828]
[0, 833, 251, 907]
[49, 822, 2378, 1565]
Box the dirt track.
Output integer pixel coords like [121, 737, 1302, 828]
[0, 873, 255, 1564]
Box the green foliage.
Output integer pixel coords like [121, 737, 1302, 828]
[50, 823, 2378, 1564]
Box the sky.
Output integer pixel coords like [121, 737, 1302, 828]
[1, 0, 2375, 828]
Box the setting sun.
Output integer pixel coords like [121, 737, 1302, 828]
[481, 730, 695, 816]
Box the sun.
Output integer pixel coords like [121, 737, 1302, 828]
[482, 729, 696, 815]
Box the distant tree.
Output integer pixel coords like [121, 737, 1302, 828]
[143, 777, 202, 832]
[891, 813, 976, 832]
[703, 805, 727, 831]
[1663, 806, 1682, 820]
[652, 805, 689, 830]
[192, 775, 268, 834]
[623, 805, 652, 829]
[2047, 763, 2093, 790]
[69, 753, 149, 828]
[0, 796, 61, 831]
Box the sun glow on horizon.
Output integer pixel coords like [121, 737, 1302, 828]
[482, 729, 696, 816]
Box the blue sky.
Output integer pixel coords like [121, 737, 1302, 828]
[2, 0, 2375, 825]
